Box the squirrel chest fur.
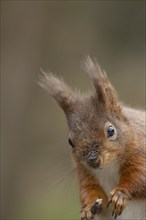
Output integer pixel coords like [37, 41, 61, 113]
[39, 56, 146, 220]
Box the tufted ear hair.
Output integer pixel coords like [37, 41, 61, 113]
[39, 70, 75, 114]
[83, 56, 121, 115]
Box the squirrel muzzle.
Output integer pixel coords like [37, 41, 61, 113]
[85, 145, 100, 168]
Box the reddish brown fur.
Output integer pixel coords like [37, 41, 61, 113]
[39, 56, 146, 220]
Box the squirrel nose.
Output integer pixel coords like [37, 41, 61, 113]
[86, 150, 97, 165]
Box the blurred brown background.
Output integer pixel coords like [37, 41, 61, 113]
[1, 0, 145, 219]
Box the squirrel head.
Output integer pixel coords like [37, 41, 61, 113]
[39, 56, 133, 169]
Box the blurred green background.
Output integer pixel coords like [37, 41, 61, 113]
[1, 0, 145, 219]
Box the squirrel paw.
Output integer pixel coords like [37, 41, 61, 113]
[80, 198, 102, 220]
[80, 206, 94, 220]
[91, 198, 102, 215]
[107, 189, 128, 219]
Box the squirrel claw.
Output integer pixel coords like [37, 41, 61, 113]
[107, 199, 112, 207]
[113, 211, 118, 219]
[108, 189, 128, 219]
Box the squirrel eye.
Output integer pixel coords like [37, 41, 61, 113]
[68, 138, 75, 148]
[107, 125, 115, 137]
[105, 123, 117, 140]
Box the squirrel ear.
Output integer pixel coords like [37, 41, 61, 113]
[83, 56, 121, 114]
[39, 70, 74, 114]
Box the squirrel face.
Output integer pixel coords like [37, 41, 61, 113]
[39, 56, 134, 169]
[67, 97, 130, 169]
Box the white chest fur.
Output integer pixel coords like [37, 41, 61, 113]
[92, 161, 119, 195]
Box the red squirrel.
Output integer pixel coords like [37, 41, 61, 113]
[39, 56, 146, 220]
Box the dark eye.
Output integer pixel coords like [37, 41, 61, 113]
[107, 125, 115, 137]
[68, 138, 75, 148]
[105, 122, 117, 140]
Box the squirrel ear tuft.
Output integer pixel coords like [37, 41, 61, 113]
[83, 56, 121, 114]
[38, 70, 74, 113]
